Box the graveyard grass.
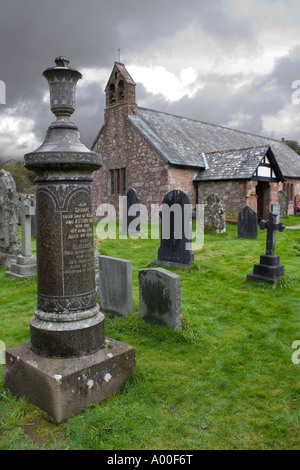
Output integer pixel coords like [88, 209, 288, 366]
[0, 219, 300, 450]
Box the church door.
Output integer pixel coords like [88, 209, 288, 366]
[256, 182, 270, 221]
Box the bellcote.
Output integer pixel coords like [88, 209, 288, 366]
[105, 62, 137, 116]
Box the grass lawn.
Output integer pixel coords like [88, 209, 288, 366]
[0, 218, 299, 450]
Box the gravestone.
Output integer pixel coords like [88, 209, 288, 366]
[138, 268, 182, 330]
[6, 194, 37, 277]
[279, 190, 289, 217]
[122, 188, 141, 234]
[247, 212, 285, 284]
[99, 255, 133, 316]
[4, 57, 136, 423]
[204, 194, 225, 233]
[0, 170, 20, 267]
[154, 189, 194, 268]
[238, 206, 258, 239]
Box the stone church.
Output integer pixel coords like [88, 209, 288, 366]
[91, 62, 300, 221]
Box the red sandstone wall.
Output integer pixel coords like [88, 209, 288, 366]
[167, 166, 198, 206]
[91, 105, 171, 218]
[196, 180, 247, 221]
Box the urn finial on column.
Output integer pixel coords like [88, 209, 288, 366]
[43, 56, 82, 126]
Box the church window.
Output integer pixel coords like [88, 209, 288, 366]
[110, 168, 126, 195]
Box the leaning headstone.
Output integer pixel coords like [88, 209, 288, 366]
[99, 255, 133, 316]
[279, 190, 289, 217]
[247, 212, 285, 284]
[0, 170, 20, 267]
[204, 194, 225, 233]
[139, 268, 182, 330]
[4, 57, 135, 424]
[6, 194, 36, 278]
[154, 189, 194, 268]
[238, 206, 258, 239]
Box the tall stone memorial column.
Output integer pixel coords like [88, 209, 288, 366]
[4, 57, 136, 423]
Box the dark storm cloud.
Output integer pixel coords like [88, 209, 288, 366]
[0, 0, 298, 159]
[0, 0, 254, 158]
[1, 0, 245, 103]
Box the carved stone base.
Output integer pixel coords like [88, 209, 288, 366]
[152, 258, 194, 269]
[5, 255, 36, 278]
[4, 338, 136, 423]
[30, 308, 105, 358]
[247, 254, 284, 284]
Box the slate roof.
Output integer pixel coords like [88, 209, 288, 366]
[194, 147, 282, 181]
[128, 108, 300, 179]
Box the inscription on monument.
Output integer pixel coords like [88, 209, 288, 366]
[63, 202, 94, 275]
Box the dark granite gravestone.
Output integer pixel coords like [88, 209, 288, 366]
[154, 189, 194, 268]
[4, 57, 136, 423]
[238, 206, 258, 239]
[247, 212, 285, 284]
[124, 188, 141, 234]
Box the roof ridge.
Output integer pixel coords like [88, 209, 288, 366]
[204, 145, 270, 156]
[137, 106, 282, 144]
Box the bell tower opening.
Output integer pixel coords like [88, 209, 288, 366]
[118, 80, 125, 100]
[105, 62, 137, 116]
[109, 83, 115, 104]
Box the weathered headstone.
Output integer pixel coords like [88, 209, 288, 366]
[122, 188, 141, 234]
[6, 194, 37, 277]
[279, 190, 289, 217]
[0, 170, 20, 267]
[204, 194, 225, 233]
[99, 255, 133, 316]
[238, 206, 258, 239]
[4, 57, 136, 423]
[154, 189, 194, 268]
[247, 212, 285, 284]
[138, 268, 181, 330]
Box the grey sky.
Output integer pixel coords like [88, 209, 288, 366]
[1, 0, 300, 161]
